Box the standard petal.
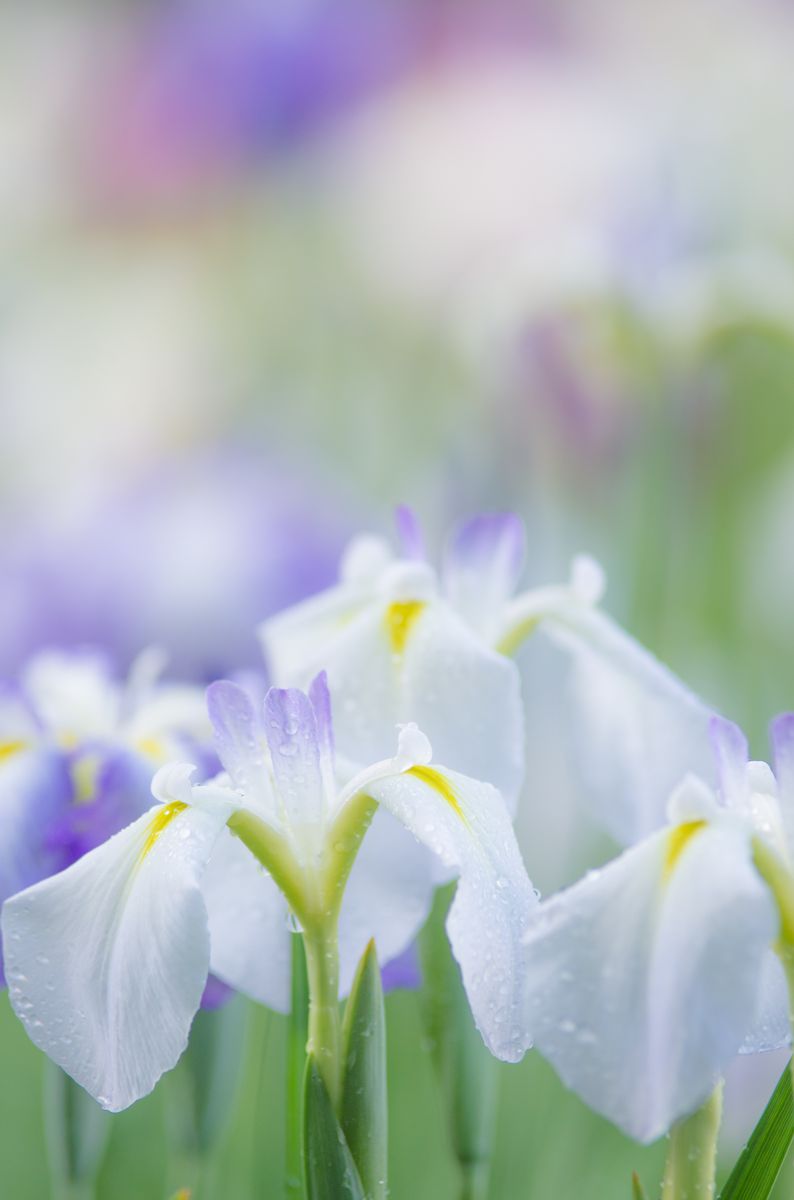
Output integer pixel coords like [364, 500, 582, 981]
[443, 513, 525, 642]
[710, 716, 749, 808]
[771, 713, 794, 861]
[201, 827, 292, 1014]
[338, 807, 438, 996]
[206, 681, 274, 817]
[1, 799, 231, 1111]
[522, 823, 778, 1142]
[365, 765, 537, 1062]
[307, 599, 525, 806]
[263, 686, 324, 827]
[535, 601, 715, 843]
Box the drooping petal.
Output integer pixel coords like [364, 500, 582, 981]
[200, 826, 291, 1014]
[522, 821, 778, 1143]
[1, 795, 233, 1111]
[338, 807, 438, 996]
[443, 513, 525, 642]
[263, 686, 324, 828]
[206, 680, 275, 820]
[364, 764, 537, 1062]
[531, 597, 715, 843]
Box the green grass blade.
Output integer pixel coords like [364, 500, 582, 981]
[341, 940, 387, 1200]
[419, 885, 498, 1200]
[304, 1058, 365, 1200]
[631, 1170, 648, 1199]
[719, 1058, 793, 1200]
[287, 933, 309, 1200]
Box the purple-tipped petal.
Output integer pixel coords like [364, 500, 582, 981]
[443, 513, 526, 640]
[308, 671, 335, 798]
[772, 713, 794, 792]
[263, 686, 324, 825]
[709, 716, 749, 809]
[394, 505, 426, 561]
[206, 680, 267, 795]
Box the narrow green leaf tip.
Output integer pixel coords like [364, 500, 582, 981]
[719, 1057, 794, 1200]
[304, 1056, 366, 1200]
[631, 1170, 648, 1199]
[341, 939, 387, 1200]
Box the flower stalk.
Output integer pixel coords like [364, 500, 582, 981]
[661, 1083, 723, 1200]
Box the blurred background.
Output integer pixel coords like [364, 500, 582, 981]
[3, 0, 794, 1195]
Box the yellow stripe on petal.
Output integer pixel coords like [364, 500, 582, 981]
[0, 740, 27, 762]
[408, 765, 466, 822]
[141, 802, 188, 861]
[385, 601, 425, 656]
[663, 820, 706, 881]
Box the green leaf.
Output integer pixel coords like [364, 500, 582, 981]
[287, 933, 310, 1199]
[631, 1170, 648, 1199]
[419, 884, 498, 1200]
[719, 1058, 793, 1200]
[43, 1061, 111, 1195]
[182, 992, 247, 1153]
[304, 1057, 365, 1200]
[340, 940, 387, 1200]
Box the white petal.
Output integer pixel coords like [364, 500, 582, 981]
[1, 801, 230, 1111]
[523, 823, 778, 1142]
[294, 598, 525, 806]
[740, 949, 790, 1054]
[259, 578, 374, 687]
[537, 601, 714, 843]
[338, 808, 438, 996]
[365, 765, 537, 1062]
[201, 827, 292, 1014]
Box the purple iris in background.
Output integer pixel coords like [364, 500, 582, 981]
[82, 0, 565, 210]
[0, 648, 214, 987]
[0, 447, 352, 681]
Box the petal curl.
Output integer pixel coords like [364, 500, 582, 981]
[365, 765, 537, 1062]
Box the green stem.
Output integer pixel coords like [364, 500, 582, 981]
[460, 1160, 490, 1200]
[661, 1084, 723, 1200]
[286, 935, 310, 1200]
[303, 920, 342, 1111]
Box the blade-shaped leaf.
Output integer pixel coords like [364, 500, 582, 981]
[44, 1061, 111, 1192]
[419, 884, 498, 1200]
[182, 992, 247, 1153]
[304, 1057, 365, 1200]
[341, 940, 387, 1200]
[632, 1170, 648, 1199]
[287, 935, 310, 1199]
[719, 1058, 793, 1200]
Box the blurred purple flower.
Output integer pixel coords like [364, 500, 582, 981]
[1, 448, 352, 680]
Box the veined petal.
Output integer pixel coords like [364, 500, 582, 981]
[201, 827, 291, 1014]
[531, 597, 715, 843]
[206, 681, 275, 817]
[365, 765, 537, 1062]
[338, 808, 438, 996]
[523, 822, 777, 1142]
[309, 671, 336, 805]
[443, 513, 525, 642]
[263, 686, 324, 828]
[1, 796, 233, 1111]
